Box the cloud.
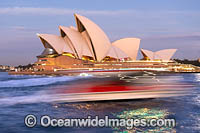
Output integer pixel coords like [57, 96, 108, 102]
[0, 7, 132, 16]
[143, 33, 200, 40]
[10, 26, 39, 32]
[0, 7, 200, 17]
[11, 26, 26, 30]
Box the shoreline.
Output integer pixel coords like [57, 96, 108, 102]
[8, 69, 200, 76]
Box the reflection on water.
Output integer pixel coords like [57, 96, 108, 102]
[195, 73, 200, 82]
[0, 72, 199, 132]
[194, 95, 200, 105]
[114, 108, 175, 132]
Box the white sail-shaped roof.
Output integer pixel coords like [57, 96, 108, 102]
[81, 31, 95, 58]
[141, 49, 154, 60]
[69, 26, 77, 30]
[141, 49, 177, 61]
[63, 36, 76, 55]
[37, 34, 72, 54]
[107, 45, 129, 59]
[112, 38, 140, 60]
[74, 14, 111, 61]
[155, 49, 177, 61]
[59, 26, 93, 58]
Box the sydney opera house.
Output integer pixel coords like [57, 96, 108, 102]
[34, 14, 177, 72]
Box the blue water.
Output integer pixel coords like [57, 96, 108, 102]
[0, 72, 199, 133]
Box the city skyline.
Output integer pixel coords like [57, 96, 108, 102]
[0, 0, 200, 66]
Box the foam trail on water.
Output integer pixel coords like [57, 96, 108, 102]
[0, 76, 78, 87]
[195, 74, 200, 82]
[0, 93, 54, 106]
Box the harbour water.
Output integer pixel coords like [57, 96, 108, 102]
[0, 72, 199, 132]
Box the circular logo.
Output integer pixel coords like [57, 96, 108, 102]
[24, 114, 37, 127]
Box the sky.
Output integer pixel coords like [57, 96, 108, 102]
[0, 0, 200, 66]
